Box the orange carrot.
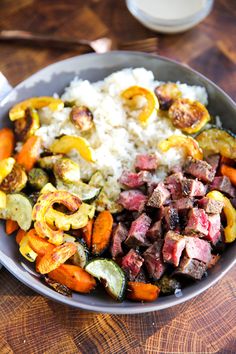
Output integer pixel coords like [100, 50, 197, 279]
[37, 242, 77, 274]
[221, 164, 236, 186]
[35, 255, 43, 273]
[27, 229, 55, 256]
[16, 229, 26, 244]
[221, 156, 235, 167]
[81, 219, 94, 249]
[5, 219, 19, 235]
[0, 128, 14, 160]
[127, 282, 160, 302]
[91, 211, 113, 255]
[48, 264, 96, 293]
[15, 135, 41, 172]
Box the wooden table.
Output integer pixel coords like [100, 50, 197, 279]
[0, 1, 235, 353]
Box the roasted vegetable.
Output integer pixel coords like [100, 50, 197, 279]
[0, 191, 6, 210]
[89, 171, 106, 189]
[40, 182, 57, 194]
[0, 157, 15, 184]
[37, 242, 77, 274]
[5, 220, 19, 235]
[19, 233, 38, 262]
[207, 190, 236, 243]
[0, 128, 15, 160]
[154, 83, 182, 110]
[94, 190, 123, 213]
[16, 229, 26, 245]
[81, 219, 94, 249]
[48, 264, 96, 293]
[70, 105, 93, 131]
[156, 275, 181, 294]
[70, 241, 89, 268]
[32, 191, 81, 245]
[44, 276, 72, 297]
[1, 163, 27, 193]
[91, 210, 113, 255]
[14, 108, 40, 141]
[127, 282, 160, 302]
[27, 229, 55, 256]
[50, 135, 95, 162]
[121, 85, 159, 125]
[0, 193, 32, 231]
[168, 98, 210, 134]
[56, 179, 100, 202]
[159, 135, 203, 160]
[9, 96, 64, 121]
[196, 128, 236, 159]
[38, 154, 63, 170]
[15, 135, 41, 172]
[53, 158, 80, 183]
[85, 258, 126, 301]
[221, 165, 236, 186]
[28, 168, 49, 190]
[45, 202, 95, 231]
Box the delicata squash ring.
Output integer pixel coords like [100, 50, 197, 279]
[158, 135, 203, 160]
[32, 191, 82, 245]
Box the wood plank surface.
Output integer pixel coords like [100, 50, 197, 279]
[0, 0, 235, 353]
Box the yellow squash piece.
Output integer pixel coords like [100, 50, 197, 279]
[207, 190, 236, 243]
[121, 85, 159, 125]
[19, 234, 38, 262]
[50, 135, 95, 163]
[158, 135, 203, 160]
[0, 191, 6, 210]
[0, 157, 15, 184]
[9, 97, 64, 121]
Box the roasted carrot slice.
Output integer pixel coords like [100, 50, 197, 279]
[0, 128, 14, 160]
[15, 135, 41, 172]
[81, 219, 94, 249]
[91, 211, 113, 255]
[48, 264, 96, 293]
[221, 156, 235, 167]
[27, 229, 55, 256]
[221, 164, 236, 186]
[6, 219, 19, 235]
[16, 229, 26, 245]
[127, 282, 160, 302]
[37, 242, 77, 274]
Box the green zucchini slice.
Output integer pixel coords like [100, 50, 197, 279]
[71, 241, 89, 268]
[85, 258, 126, 301]
[56, 180, 101, 202]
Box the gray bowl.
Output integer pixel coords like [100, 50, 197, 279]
[0, 52, 235, 314]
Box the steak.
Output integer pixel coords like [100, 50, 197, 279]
[121, 249, 144, 281]
[206, 214, 221, 245]
[163, 206, 179, 230]
[165, 172, 183, 199]
[143, 240, 166, 280]
[185, 208, 209, 236]
[184, 157, 215, 183]
[205, 154, 220, 173]
[162, 231, 186, 266]
[174, 197, 194, 210]
[134, 153, 158, 171]
[118, 190, 147, 211]
[146, 220, 162, 241]
[210, 176, 236, 198]
[185, 236, 211, 264]
[110, 223, 128, 259]
[198, 197, 224, 214]
[147, 182, 170, 208]
[182, 178, 207, 197]
[118, 170, 151, 188]
[175, 257, 207, 280]
[125, 213, 152, 247]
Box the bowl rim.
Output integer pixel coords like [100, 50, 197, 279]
[0, 51, 235, 314]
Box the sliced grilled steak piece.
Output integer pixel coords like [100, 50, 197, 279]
[134, 153, 158, 171]
[163, 206, 179, 230]
[198, 197, 224, 214]
[147, 182, 170, 208]
[206, 214, 221, 245]
[134, 268, 148, 283]
[182, 178, 207, 197]
[118, 170, 151, 188]
[170, 165, 183, 174]
[118, 190, 147, 211]
[185, 236, 211, 263]
[205, 154, 220, 173]
[143, 240, 166, 280]
[121, 249, 144, 281]
[184, 157, 215, 183]
[125, 213, 152, 247]
[185, 208, 209, 236]
[146, 220, 163, 241]
[165, 172, 183, 199]
[162, 231, 186, 266]
[210, 176, 236, 198]
[175, 257, 207, 280]
[110, 223, 128, 259]
[174, 197, 194, 210]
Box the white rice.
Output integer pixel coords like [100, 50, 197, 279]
[35, 68, 208, 203]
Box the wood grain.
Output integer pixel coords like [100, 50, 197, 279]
[0, 0, 235, 353]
